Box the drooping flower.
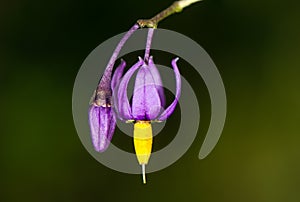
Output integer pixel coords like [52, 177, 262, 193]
[88, 24, 138, 152]
[113, 56, 181, 122]
[112, 28, 181, 183]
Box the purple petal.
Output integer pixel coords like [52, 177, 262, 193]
[111, 59, 126, 90]
[89, 105, 116, 152]
[116, 58, 143, 120]
[148, 56, 166, 107]
[111, 60, 126, 116]
[158, 58, 181, 121]
[132, 63, 161, 120]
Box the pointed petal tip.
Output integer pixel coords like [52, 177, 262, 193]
[120, 58, 126, 64]
[138, 56, 143, 62]
[94, 145, 108, 153]
[93, 134, 112, 152]
[138, 56, 146, 66]
[173, 57, 179, 63]
[148, 56, 155, 66]
[118, 59, 126, 70]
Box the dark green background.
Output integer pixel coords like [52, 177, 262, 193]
[1, 0, 300, 201]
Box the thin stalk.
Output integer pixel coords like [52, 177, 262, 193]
[144, 28, 154, 62]
[98, 24, 139, 89]
[137, 0, 202, 28]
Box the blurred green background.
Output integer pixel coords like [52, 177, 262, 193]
[1, 0, 300, 201]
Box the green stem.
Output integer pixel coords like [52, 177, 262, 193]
[137, 0, 202, 28]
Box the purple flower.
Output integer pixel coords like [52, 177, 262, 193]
[88, 25, 181, 183]
[113, 56, 181, 122]
[89, 24, 138, 152]
[112, 28, 181, 183]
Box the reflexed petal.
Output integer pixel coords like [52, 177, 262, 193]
[132, 64, 161, 120]
[89, 105, 116, 152]
[111, 60, 126, 116]
[111, 59, 126, 90]
[116, 58, 143, 120]
[148, 56, 165, 107]
[158, 58, 181, 121]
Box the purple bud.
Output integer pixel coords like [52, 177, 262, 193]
[89, 105, 116, 152]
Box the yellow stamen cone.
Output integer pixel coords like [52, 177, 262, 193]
[134, 121, 153, 184]
[133, 121, 153, 165]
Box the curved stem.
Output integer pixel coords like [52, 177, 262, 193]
[98, 24, 139, 89]
[144, 28, 154, 62]
[137, 0, 202, 28]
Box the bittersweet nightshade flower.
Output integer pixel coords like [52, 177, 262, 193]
[113, 56, 181, 121]
[89, 24, 139, 152]
[88, 0, 201, 184]
[112, 29, 181, 183]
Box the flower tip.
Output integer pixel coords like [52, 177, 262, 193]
[119, 59, 126, 67]
[91, 131, 114, 153]
[138, 57, 145, 66]
[91, 135, 110, 153]
[138, 56, 143, 62]
[148, 56, 154, 65]
[171, 57, 180, 67]
[173, 57, 179, 62]
[94, 145, 108, 153]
